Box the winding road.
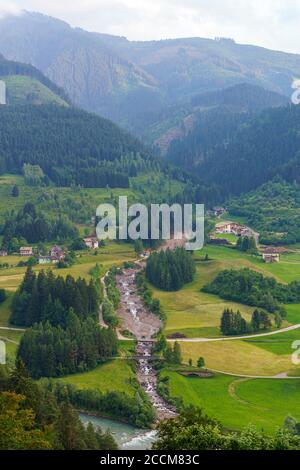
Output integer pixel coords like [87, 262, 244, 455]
[174, 322, 300, 343]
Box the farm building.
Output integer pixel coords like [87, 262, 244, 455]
[50, 246, 65, 262]
[20, 247, 33, 257]
[262, 247, 280, 263]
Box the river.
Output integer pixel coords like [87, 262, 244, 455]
[80, 413, 157, 450]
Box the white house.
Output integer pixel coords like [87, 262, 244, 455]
[83, 237, 99, 249]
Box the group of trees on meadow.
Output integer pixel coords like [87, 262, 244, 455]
[220, 308, 273, 336]
[17, 316, 118, 378]
[1, 202, 77, 250]
[11, 268, 100, 327]
[146, 248, 195, 291]
[0, 361, 117, 450]
[236, 236, 257, 253]
[203, 268, 300, 315]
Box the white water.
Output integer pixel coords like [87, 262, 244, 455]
[80, 413, 157, 450]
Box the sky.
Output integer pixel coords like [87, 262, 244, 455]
[0, 0, 299, 54]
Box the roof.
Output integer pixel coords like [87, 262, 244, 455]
[262, 247, 281, 254]
[20, 247, 32, 250]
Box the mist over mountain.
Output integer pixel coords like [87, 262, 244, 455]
[0, 10, 299, 140]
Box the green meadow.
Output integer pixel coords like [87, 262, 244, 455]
[160, 369, 300, 433]
[57, 359, 137, 396]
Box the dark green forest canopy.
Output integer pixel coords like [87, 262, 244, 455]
[203, 268, 300, 313]
[11, 267, 101, 327]
[228, 178, 300, 245]
[0, 105, 158, 188]
[146, 247, 195, 291]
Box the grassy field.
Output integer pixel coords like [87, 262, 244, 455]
[57, 359, 137, 396]
[2, 75, 68, 106]
[245, 329, 300, 355]
[149, 245, 300, 340]
[160, 369, 300, 433]
[178, 339, 299, 376]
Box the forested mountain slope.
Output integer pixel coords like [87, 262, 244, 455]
[165, 83, 288, 164]
[228, 178, 300, 245]
[200, 104, 300, 195]
[0, 105, 157, 188]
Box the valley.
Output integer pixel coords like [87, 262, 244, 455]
[1, 6, 300, 452]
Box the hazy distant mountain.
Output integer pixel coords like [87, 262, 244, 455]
[0, 11, 299, 136]
[154, 83, 288, 154]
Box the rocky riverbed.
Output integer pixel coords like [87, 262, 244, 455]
[116, 266, 177, 421]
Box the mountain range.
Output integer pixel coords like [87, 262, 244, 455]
[1, 11, 300, 143]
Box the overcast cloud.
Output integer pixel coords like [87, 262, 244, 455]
[0, 0, 299, 53]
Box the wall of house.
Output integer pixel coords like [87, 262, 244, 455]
[0, 81, 6, 105]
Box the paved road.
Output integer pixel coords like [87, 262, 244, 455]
[172, 323, 300, 343]
[0, 326, 25, 332]
[207, 367, 300, 380]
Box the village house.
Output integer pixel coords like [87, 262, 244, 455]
[83, 236, 99, 249]
[261, 247, 281, 263]
[0, 250, 7, 257]
[20, 247, 33, 257]
[50, 245, 65, 262]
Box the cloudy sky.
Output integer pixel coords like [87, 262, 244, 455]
[0, 0, 299, 53]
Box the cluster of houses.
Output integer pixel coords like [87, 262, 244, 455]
[213, 221, 287, 263]
[214, 222, 260, 244]
[0, 236, 100, 264]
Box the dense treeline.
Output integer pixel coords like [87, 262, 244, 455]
[228, 178, 300, 245]
[220, 308, 273, 336]
[43, 379, 156, 428]
[154, 407, 300, 450]
[0, 53, 70, 103]
[17, 317, 118, 379]
[0, 105, 157, 188]
[203, 268, 300, 314]
[1, 202, 77, 250]
[146, 248, 195, 291]
[11, 268, 100, 327]
[0, 361, 117, 450]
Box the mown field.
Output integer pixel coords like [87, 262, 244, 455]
[178, 338, 300, 376]
[160, 368, 300, 433]
[57, 359, 137, 396]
